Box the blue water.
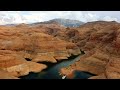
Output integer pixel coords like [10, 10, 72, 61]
[20, 55, 94, 79]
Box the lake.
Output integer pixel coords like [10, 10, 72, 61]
[20, 54, 95, 79]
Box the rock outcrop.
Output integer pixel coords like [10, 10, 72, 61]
[0, 50, 47, 77]
[60, 21, 120, 79]
[0, 69, 19, 79]
[3, 20, 120, 79]
[0, 23, 80, 79]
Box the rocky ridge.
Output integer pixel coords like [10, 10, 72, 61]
[60, 21, 120, 79]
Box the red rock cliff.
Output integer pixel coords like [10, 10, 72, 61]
[60, 21, 120, 79]
[0, 24, 80, 79]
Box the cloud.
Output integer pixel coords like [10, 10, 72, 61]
[0, 11, 26, 25]
[102, 16, 118, 21]
[0, 11, 119, 25]
[83, 13, 100, 22]
[21, 11, 102, 22]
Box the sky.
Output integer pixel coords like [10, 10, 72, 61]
[0, 11, 120, 25]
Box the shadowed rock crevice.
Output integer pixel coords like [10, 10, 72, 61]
[25, 58, 32, 61]
[81, 71, 97, 76]
[1, 49, 5, 50]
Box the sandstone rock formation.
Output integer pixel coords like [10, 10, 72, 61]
[60, 21, 120, 79]
[0, 23, 80, 79]
[0, 50, 47, 77]
[0, 69, 19, 79]
[2, 20, 120, 79]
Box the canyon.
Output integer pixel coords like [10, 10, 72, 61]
[0, 22, 80, 79]
[60, 21, 120, 79]
[1, 19, 120, 79]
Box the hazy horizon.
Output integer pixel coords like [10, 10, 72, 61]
[0, 11, 120, 25]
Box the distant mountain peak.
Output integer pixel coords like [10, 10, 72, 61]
[31, 18, 84, 27]
[48, 18, 84, 27]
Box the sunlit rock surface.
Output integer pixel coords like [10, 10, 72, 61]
[60, 21, 120, 79]
[0, 23, 80, 78]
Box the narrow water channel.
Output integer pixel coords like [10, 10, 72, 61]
[20, 54, 95, 79]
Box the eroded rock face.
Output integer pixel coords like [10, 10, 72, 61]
[3, 21, 120, 79]
[60, 21, 120, 79]
[0, 69, 19, 79]
[0, 50, 47, 77]
[0, 24, 80, 79]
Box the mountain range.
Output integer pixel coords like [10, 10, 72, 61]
[30, 18, 84, 27]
